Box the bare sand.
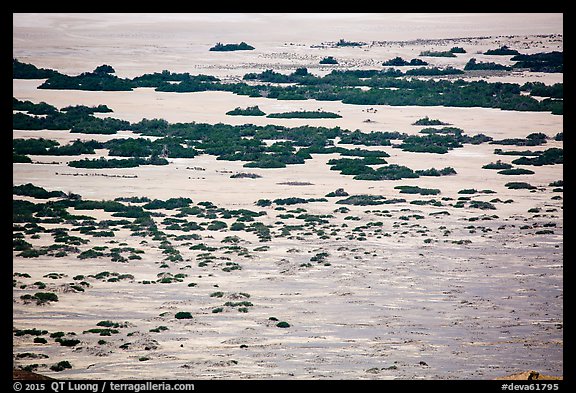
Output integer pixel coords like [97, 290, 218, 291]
[13, 13, 562, 380]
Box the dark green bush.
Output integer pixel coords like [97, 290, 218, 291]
[482, 160, 513, 170]
[56, 338, 80, 347]
[34, 292, 59, 303]
[50, 360, 72, 372]
[394, 185, 440, 195]
[505, 182, 537, 190]
[226, 106, 266, 116]
[497, 168, 535, 175]
[319, 56, 338, 64]
[267, 111, 341, 119]
[210, 42, 254, 51]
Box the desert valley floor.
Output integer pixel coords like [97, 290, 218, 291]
[12, 13, 563, 380]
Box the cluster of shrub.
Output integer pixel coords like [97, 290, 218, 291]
[510, 148, 563, 166]
[382, 57, 429, 66]
[13, 98, 130, 134]
[336, 194, 406, 206]
[209, 42, 254, 51]
[412, 117, 450, 126]
[394, 185, 441, 195]
[319, 56, 338, 64]
[464, 58, 511, 71]
[14, 59, 562, 114]
[327, 154, 456, 180]
[226, 106, 266, 116]
[396, 127, 492, 154]
[14, 99, 511, 174]
[490, 132, 549, 147]
[266, 110, 342, 119]
[68, 156, 168, 168]
[335, 39, 365, 47]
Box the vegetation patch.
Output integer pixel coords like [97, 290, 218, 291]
[226, 106, 266, 116]
[319, 56, 338, 64]
[497, 168, 535, 175]
[482, 160, 513, 170]
[419, 50, 456, 57]
[505, 182, 537, 190]
[484, 45, 520, 55]
[412, 116, 450, 126]
[464, 58, 511, 71]
[50, 360, 72, 372]
[383, 57, 428, 66]
[20, 292, 59, 304]
[511, 148, 562, 166]
[394, 185, 441, 195]
[210, 42, 254, 51]
[336, 195, 406, 206]
[175, 312, 193, 319]
[267, 111, 341, 119]
[15, 60, 562, 114]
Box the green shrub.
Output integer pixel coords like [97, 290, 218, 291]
[394, 185, 440, 195]
[319, 56, 338, 64]
[464, 58, 511, 71]
[56, 338, 80, 347]
[15, 328, 47, 336]
[505, 182, 537, 190]
[276, 321, 290, 328]
[224, 301, 253, 307]
[497, 168, 535, 175]
[482, 160, 513, 170]
[210, 42, 254, 51]
[419, 50, 456, 57]
[484, 45, 520, 55]
[34, 292, 59, 303]
[149, 326, 169, 333]
[226, 106, 266, 116]
[50, 361, 72, 372]
[267, 111, 341, 119]
[175, 312, 193, 319]
[207, 221, 227, 231]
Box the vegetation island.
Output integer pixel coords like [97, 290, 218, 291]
[209, 42, 255, 51]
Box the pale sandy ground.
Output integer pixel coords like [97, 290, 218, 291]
[13, 13, 562, 380]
